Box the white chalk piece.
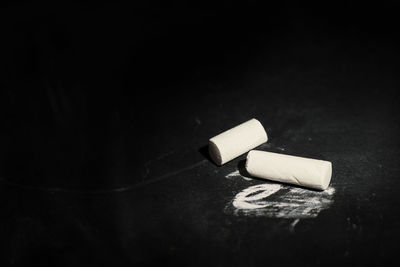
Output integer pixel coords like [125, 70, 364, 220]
[209, 118, 268, 165]
[245, 150, 332, 190]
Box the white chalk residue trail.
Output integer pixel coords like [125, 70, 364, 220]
[225, 170, 240, 178]
[289, 219, 300, 232]
[233, 184, 282, 209]
[225, 170, 252, 181]
[230, 183, 335, 218]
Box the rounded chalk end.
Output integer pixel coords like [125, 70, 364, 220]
[209, 139, 223, 166]
[251, 118, 268, 143]
[320, 161, 332, 190]
[245, 150, 253, 170]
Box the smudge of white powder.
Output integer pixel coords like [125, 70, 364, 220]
[232, 184, 282, 209]
[289, 218, 300, 232]
[225, 170, 240, 178]
[225, 170, 252, 181]
[229, 183, 335, 218]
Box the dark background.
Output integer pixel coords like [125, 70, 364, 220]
[0, 1, 399, 266]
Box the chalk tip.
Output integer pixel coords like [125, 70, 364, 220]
[208, 139, 223, 166]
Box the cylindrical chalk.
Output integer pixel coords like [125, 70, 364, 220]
[209, 118, 268, 165]
[245, 150, 332, 190]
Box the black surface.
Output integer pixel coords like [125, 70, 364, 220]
[1, 1, 400, 266]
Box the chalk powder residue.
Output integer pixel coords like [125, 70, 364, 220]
[225, 170, 252, 181]
[229, 183, 335, 218]
[224, 169, 335, 218]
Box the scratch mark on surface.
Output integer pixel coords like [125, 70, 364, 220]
[291, 175, 301, 186]
[142, 150, 175, 178]
[0, 160, 207, 195]
[115, 159, 207, 192]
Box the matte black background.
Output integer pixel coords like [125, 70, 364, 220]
[1, 1, 399, 266]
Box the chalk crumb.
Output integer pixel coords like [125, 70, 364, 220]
[324, 187, 335, 195]
[226, 170, 240, 178]
[142, 150, 175, 178]
[289, 219, 300, 232]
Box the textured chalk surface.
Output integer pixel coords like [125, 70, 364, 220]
[246, 150, 332, 190]
[209, 119, 268, 165]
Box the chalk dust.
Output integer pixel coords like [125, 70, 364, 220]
[225, 170, 252, 181]
[228, 183, 335, 218]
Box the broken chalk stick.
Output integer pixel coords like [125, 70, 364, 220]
[245, 150, 332, 190]
[209, 118, 268, 165]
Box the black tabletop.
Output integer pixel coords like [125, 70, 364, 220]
[1, 2, 399, 266]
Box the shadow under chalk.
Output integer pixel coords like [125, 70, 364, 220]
[237, 159, 251, 177]
[198, 145, 218, 166]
